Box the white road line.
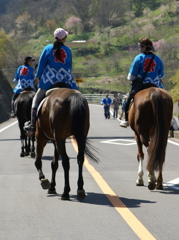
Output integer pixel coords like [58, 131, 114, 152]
[164, 178, 179, 190]
[0, 121, 18, 133]
[101, 139, 136, 146]
[168, 139, 179, 146]
[101, 138, 179, 147]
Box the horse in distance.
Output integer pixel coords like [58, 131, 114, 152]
[15, 89, 36, 157]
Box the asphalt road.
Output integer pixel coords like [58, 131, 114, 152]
[0, 104, 179, 240]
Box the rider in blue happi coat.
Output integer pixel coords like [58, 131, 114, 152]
[11, 56, 36, 117]
[120, 38, 165, 128]
[24, 27, 78, 134]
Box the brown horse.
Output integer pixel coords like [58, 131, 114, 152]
[128, 84, 173, 190]
[35, 88, 98, 200]
[15, 89, 36, 157]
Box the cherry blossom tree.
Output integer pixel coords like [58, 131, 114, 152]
[65, 16, 82, 34]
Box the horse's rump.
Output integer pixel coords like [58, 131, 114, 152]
[35, 88, 98, 199]
[15, 91, 35, 121]
[38, 88, 89, 140]
[129, 87, 173, 171]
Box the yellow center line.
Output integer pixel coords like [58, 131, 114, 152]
[71, 138, 156, 240]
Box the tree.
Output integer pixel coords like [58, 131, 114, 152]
[65, 0, 95, 31]
[169, 69, 179, 102]
[0, 31, 21, 81]
[15, 12, 35, 40]
[130, 0, 161, 17]
[46, 20, 56, 32]
[0, 31, 13, 68]
[65, 16, 82, 34]
[93, 0, 128, 28]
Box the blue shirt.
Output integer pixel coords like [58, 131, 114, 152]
[36, 44, 78, 90]
[13, 65, 35, 93]
[101, 97, 112, 108]
[127, 53, 164, 88]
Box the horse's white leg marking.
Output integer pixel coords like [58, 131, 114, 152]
[136, 157, 144, 186]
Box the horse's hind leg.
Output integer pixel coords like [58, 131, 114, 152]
[135, 134, 144, 186]
[77, 150, 85, 200]
[76, 136, 86, 200]
[25, 137, 30, 156]
[35, 131, 50, 190]
[19, 126, 27, 157]
[30, 134, 36, 158]
[136, 156, 144, 186]
[20, 138, 26, 157]
[147, 171, 156, 190]
[48, 146, 59, 194]
[156, 169, 163, 190]
[56, 139, 70, 200]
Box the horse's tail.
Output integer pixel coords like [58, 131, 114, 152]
[146, 91, 171, 172]
[70, 93, 99, 163]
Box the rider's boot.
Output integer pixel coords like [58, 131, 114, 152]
[119, 98, 131, 128]
[24, 108, 37, 134]
[119, 90, 136, 128]
[119, 111, 129, 127]
[10, 101, 16, 118]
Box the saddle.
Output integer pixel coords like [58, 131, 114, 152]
[45, 82, 69, 96]
[20, 87, 35, 94]
[129, 83, 158, 109]
[38, 82, 69, 115]
[46, 88, 59, 96]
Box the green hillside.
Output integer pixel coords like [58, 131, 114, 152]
[0, 0, 179, 100]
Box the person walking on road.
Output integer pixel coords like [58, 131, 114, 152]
[112, 93, 120, 119]
[119, 95, 127, 120]
[101, 93, 112, 119]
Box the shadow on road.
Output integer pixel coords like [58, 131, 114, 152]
[88, 136, 135, 140]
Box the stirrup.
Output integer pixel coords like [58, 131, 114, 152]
[24, 121, 35, 132]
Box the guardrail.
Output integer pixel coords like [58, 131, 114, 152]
[83, 94, 114, 104]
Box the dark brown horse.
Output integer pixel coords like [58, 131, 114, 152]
[35, 88, 98, 200]
[15, 89, 36, 157]
[128, 85, 173, 190]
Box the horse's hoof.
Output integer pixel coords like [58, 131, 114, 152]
[156, 184, 163, 190]
[136, 180, 144, 186]
[77, 190, 86, 200]
[30, 152, 36, 158]
[61, 193, 70, 200]
[41, 179, 50, 189]
[20, 153, 25, 157]
[25, 152, 29, 156]
[48, 188, 57, 194]
[148, 182, 156, 190]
